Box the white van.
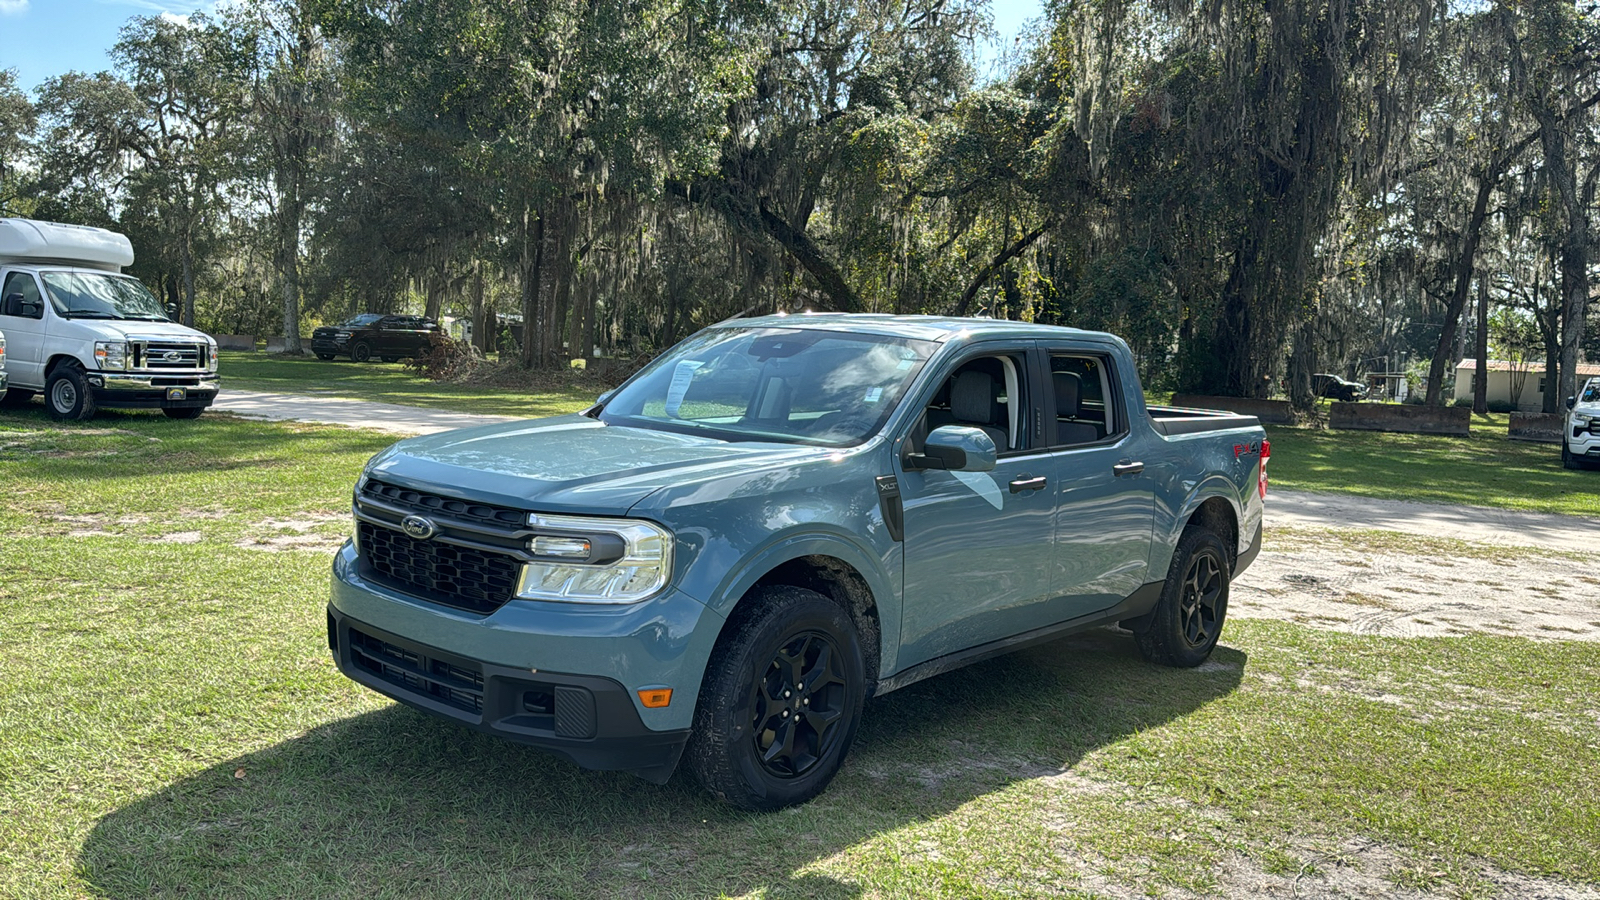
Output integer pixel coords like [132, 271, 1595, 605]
[0, 218, 218, 420]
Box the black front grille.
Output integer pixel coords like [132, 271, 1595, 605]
[362, 479, 527, 528]
[359, 521, 520, 614]
[348, 627, 485, 714]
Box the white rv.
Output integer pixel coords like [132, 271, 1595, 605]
[0, 218, 218, 420]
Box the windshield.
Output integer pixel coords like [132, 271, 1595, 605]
[599, 327, 937, 446]
[1583, 380, 1600, 404]
[342, 314, 382, 328]
[41, 272, 168, 321]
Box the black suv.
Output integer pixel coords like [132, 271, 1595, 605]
[311, 314, 438, 362]
[1311, 372, 1369, 402]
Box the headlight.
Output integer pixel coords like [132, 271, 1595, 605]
[515, 514, 673, 604]
[94, 341, 129, 370]
[334, 331, 352, 343]
[1575, 414, 1594, 427]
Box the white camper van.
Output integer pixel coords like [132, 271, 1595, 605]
[0, 218, 218, 420]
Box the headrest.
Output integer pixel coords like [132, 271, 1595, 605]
[950, 371, 995, 425]
[1053, 371, 1082, 417]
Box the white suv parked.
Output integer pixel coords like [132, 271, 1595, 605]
[1564, 378, 1600, 470]
[0, 218, 218, 421]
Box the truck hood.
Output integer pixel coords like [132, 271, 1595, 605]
[363, 414, 840, 516]
[74, 319, 213, 343]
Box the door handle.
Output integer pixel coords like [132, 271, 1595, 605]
[1112, 460, 1145, 477]
[1008, 475, 1048, 493]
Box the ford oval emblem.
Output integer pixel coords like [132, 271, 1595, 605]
[400, 515, 437, 540]
[162, 350, 183, 362]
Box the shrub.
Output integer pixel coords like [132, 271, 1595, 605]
[1486, 400, 1516, 414]
[1452, 396, 1472, 408]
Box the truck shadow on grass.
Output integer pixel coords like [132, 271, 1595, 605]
[77, 628, 1245, 899]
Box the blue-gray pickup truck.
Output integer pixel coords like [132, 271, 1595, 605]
[328, 315, 1269, 809]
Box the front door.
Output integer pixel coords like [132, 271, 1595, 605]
[896, 347, 1058, 667]
[0, 269, 49, 388]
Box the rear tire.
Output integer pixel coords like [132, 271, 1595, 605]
[350, 341, 372, 363]
[687, 586, 866, 810]
[163, 407, 204, 420]
[1135, 526, 1231, 668]
[380, 355, 399, 363]
[46, 364, 96, 422]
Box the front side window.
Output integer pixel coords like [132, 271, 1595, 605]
[2, 271, 43, 318]
[599, 327, 936, 446]
[40, 272, 168, 321]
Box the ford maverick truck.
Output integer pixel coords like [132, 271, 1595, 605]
[328, 315, 1269, 809]
[0, 218, 219, 421]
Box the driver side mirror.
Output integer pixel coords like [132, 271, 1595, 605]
[3, 292, 41, 319]
[1569, 396, 1578, 410]
[906, 425, 997, 472]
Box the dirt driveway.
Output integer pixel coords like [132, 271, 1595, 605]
[213, 390, 1595, 642]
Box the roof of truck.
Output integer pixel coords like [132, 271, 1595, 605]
[715, 313, 1110, 343]
[0, 218, 134, 271]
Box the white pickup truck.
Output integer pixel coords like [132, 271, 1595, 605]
[0, 218, 218, 420]
[1564, 377, 1600, 470]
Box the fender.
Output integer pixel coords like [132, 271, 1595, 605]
[1151, 474, 1245, 576]
[695, 526, 902, 677]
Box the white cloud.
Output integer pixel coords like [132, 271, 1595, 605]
[159, 10, 189, 25]
[0, 0, 30, 17]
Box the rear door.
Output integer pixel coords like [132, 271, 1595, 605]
[1036, 344, 1157, 620]
[895, 343, 1059, 667]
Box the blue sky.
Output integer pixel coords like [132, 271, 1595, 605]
[1, 0, 1044, 94]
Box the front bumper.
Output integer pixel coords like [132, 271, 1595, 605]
[328, 541, 722, 780]
[87, 371, 219, 409]
[310, 337, 346, 355]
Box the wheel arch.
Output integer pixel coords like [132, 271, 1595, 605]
[45, 353, 85, 378]
[704, 537, 891, 693]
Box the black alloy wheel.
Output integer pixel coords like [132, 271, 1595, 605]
[350, 341, 372, 363]
[1177, 551, 1224, 648]
[747, 630, 849, 778]
[688, 585, 866, 810]
[1134, 525, 1231, 667]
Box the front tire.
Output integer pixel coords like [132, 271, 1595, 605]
[315, 352, 336, 361]
[687, 586, 866, 810]
[350, 341, 372, 363]
[46, 365, 96, 421]
[1135, 526, 1231, 667]
[1563, 440, 1582, 470]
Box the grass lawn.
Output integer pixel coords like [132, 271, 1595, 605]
[1263, 410, 1598, 517]
[2, 407, 1598, 898]
[218, 350, 599, 419]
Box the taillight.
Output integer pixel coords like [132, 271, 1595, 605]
[1258, 439, 1271, 499]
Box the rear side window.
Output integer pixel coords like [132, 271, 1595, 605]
[1049, 354, 1122, 446]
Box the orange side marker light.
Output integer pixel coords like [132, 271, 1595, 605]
[638, 688, 673, 708]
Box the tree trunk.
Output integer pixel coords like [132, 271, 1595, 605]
[519, 208, 543, 369]
[1473, 276, 1488, 415]
[470, 261, 487, 355]
[1424, 159, 1499, 406]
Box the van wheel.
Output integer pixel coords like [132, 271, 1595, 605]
[350, 341, 372, 363]
[0, 388, 36, 406]
[1135, 526, 1231, 667]
[163, 407, 204, 420]
[687, 586, 866, 810]
[46, 364, 97, 421]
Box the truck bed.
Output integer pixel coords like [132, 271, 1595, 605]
[1147, 405, 1262, 436]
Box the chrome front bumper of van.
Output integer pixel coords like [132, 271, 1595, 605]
[87, 372, 220, 392]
